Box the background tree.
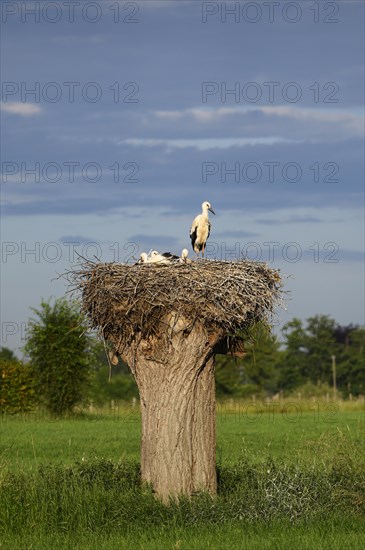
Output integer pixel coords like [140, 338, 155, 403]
[335, 325, 365, 396]
[241, 323, 281, 394]
[215, 355, 245, 396]
[277, 318, 308, 391]
[304, 315, 338, 385]
[0, 347, 17, 362]
[278, 316, 364, 396]
[90, 342, 139, 405]
[215, 324, 282, 397]
[24, 298, 96, 416]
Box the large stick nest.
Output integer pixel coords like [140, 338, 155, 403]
[69, 259, 283, 346]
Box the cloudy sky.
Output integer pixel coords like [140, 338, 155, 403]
[1, 0, 364, 354]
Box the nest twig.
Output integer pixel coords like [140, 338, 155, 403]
[67, 258, 283, 349]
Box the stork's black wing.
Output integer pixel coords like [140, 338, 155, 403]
[190, 225, 198, 251]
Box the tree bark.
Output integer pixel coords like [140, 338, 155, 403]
[117, 315, 219, 502]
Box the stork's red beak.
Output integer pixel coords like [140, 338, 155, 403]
[209, 206, 215, 215]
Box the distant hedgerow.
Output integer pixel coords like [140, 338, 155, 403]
[0, 359, 36, 413]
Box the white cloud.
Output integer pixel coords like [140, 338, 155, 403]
[120, 136, 294, 151]
[154, 110, 184, 120]
[259, 105, 364, 135]
[0, 102, 43, 116]
[153, 105, 364, 137]
[154, 106, 249, 123]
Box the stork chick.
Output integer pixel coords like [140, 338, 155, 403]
[180, 248, 192, 263]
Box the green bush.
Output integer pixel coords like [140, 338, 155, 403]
[23, 298, 97, 416]
[0, 359, 36, 413]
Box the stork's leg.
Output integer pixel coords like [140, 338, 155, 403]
[202, 244, 205, 258]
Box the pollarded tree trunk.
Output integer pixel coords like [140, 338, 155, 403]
[117, 314, 221, 502]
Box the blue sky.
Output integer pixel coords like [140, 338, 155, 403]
[1, 0, 364, 354]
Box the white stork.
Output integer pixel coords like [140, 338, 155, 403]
[149, 250, 179, 264]
[190, 201, 215, 258]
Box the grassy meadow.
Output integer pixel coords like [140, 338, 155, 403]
[1, 399, 364, 549]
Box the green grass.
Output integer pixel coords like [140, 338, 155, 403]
[2, 518, 365, 550]
[1, 402, 363, 470]
[1, 404, 364, 549]
[217, 402, 364, 465]
[0, 407, 141, 471]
